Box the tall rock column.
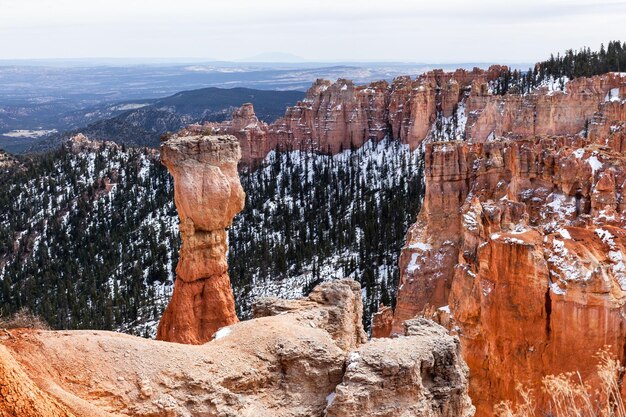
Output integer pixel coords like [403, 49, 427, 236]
[157, 134, 245, 344]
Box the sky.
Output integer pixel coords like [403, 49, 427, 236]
[0, 0, 625, 63]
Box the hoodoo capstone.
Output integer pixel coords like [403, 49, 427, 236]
[157, 134, 245, 344]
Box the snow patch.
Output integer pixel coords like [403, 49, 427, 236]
[214, 327, 232, 340]
[559, 229, 571, 240]
[587, 155, 602, 175]
[408, 242, 431, 251]
[573, 148, 585, 159]
[605, 88, 621, 103]
[550, 280, 566, 295]
[595, 228, 615, 246]
[407, 253, 420, 274]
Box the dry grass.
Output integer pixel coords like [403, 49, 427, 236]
[495, 348, 625, 417]
[0, 307, 50, 330]
[495, 384, 537, 417]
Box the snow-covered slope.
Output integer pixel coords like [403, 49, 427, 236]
[0, 137, 423, 335]
[0, 141, 177, 337]
[230, 139, 424, 328]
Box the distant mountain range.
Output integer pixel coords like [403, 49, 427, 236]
[29, 87, 304, 152]
[238, 52, 307, 63]
[1, 61, 525, 153]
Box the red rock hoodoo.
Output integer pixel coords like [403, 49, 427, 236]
[156, 134, 245, 344]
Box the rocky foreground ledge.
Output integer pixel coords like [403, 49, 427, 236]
[0, 280, 474, 417]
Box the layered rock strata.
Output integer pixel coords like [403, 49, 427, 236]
[465, 72, 626, 141]
[370, 304, 393, 338]
[188, 67, 508, 165]
[156, 134, 245, 344]
[197, 70, 624, 169]
[0, 281, 474, 417]
[391, 78, 626, 415]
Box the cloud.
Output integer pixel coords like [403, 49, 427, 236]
[0, 0, 623, 61]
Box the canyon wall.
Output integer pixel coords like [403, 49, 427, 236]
[465, 73, 626, 141]
[194, 66, 508, 165]
[201, 70, 623, 170]
[0, 280, 474, 417]
[156, 134, 244, 344]
[390, 74, 626, 415]
[167, 71, 626, 413]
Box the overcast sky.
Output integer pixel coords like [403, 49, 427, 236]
[1, 0, 624, 63]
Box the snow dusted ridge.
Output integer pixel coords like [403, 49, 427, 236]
[542, 76, 569, 95]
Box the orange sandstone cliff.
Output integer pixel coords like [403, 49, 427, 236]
[190, 66, 508, 166]
[389, 73, 626, 415]
[156, 134, 245, 344]
[201, 69, 623, 168]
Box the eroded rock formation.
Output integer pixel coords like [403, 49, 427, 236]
[156, 134, 245, 344]
[0, 280, 474, 417]
[0, 345, 74, 417]
[465, 72, 626, 142]
[202, 69, 623, 170]
[327, 318, 474, 417]
[169, 71, 626, 414]
[193, 66, 508, 166]
[391, 73, 626, 415]
[370, 304, 393, 338]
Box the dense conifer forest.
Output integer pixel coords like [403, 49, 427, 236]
[490, 40, 626, 95]
[230, 140, 424, 328]
[0, 143, 178, 336]
[0, 139, 423, 334]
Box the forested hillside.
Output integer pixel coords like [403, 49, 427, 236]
[230, 139, 423, 327]
[0, 140, 178, 336]
[32, 88, 304, 152]
[0, 137, 423, 335]
[489, 40, 626, 95]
